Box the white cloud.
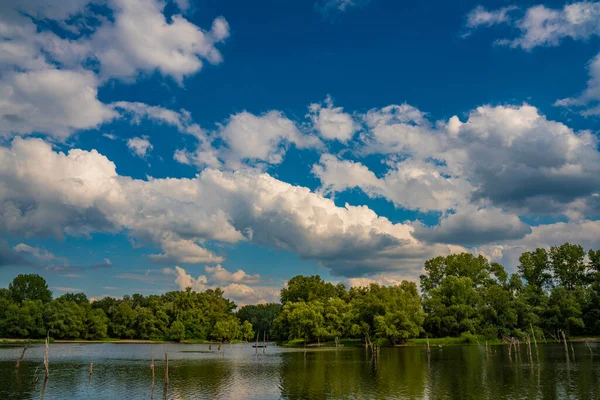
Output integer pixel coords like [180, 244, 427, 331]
[164, 265, 278, 305]
[205, 264, 260, 285]
[112, 102, 203, 136]
[92, 0, 230, 83]
[412, 207, 531, 245]
[0, 0, 230, 139]
[465, 5, 517, 28]
[467, 2, 600, 50]
[149, 234, 224, 264]
[465, 2, 600, 116]
[13, 243, 59, 262]
[308, 96, 357, 142]
[217, 111, 322, 168]
[0, 137, 454, 277]
[313, 154, 469, 212]
[316, 0, 367, 15]
[555, 52, 600, 115]
[127, 136, 153, 158]
[0, 69, 117, 139]
[360, 104, 442, 158]
[175, 109, 323, 170]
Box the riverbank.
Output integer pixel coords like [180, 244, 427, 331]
[280, 335, 600, 348]
[0, 338, 235, 345]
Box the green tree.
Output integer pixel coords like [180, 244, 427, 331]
[550, 243, 587, 290]
[518, 248, 552, 289]
[237, 303, 281, 338]
[169, 320, 186, 342]
[1, 300, 45, 338]
[9, 274, 52, 304]
[281, 275, 336, 303]
[241, 320, 254, 341]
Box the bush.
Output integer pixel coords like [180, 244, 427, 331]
[459, 331, 479, 344]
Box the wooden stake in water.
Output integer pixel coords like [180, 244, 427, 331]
[44, 333, 49, 379]
[255, 331, 259, 355]
[151, 353, 155, 383]
[560, 330, 569, 361]
[15, 345, 27, 369]
[164, 352, 169, 385]
[89, 358, 93, 376]
[263, 331, 266, 354]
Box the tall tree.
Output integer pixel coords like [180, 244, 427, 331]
[8, 274, 52, 304]
[550, 243, 587, 290]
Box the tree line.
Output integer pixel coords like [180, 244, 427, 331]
[240, 242, 600, 344]
[0, 276, 253, 342]
[1, 242, 599, 344]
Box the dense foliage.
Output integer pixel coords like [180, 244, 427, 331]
[2, 242, 599, 343]
[0, 280, 252, 342]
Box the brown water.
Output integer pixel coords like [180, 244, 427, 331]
[0, 342, 598, 399]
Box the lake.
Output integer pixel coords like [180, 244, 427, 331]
[0, 342, 599, 399]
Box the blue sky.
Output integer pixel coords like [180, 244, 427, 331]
[1, 0, 600, 305]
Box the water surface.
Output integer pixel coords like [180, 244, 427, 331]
[1, 342, 598, 399]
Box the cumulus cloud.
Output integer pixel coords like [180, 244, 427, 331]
[313, 154, 469, 212]
[0, 137, 453, 277]
[0, 69, 117, 139]
[163, 265, 278, 305]
[91, 0, 229, 83]
[412, 207, 531, 245]
[555, 52, 600, 115]
[342, 103, 600, 216]
[308, 96, 357, 142]
[217, 111, 322, 168]
[13, 243, 59, 262]
[360, 104, 442, 158]
[465, 5, 517, 28]
[174, 110, 322, 170]
[310, 102, 600, 245]
[0, 0, 229, 139]
[127, 136, 153, 158]
[451, 104, 600, 213]
[204, 265, 260, 285]
[465, 2, 600, 116]
[466, 2, 600, 50]
[111, 101, 204, 136]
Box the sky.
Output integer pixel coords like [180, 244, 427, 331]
[1, 0, 600, 305]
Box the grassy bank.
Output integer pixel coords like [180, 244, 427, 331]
[280, 334, 597, 348]
[1, 338, 254, 345]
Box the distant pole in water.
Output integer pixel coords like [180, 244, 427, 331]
[44, 332, 49, 379]
[255, 331, 259, 355]
[164, 352, 169, 385]
[89, 358, 93, 376]
[15, 345, 27, 369]
[151, 353, 155, 382]
[263, 331, 266, 354]
[560, 330, 569, 361]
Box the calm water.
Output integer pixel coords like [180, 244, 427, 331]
[0, 342, 599, 399]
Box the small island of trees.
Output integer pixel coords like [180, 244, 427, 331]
[1, 242, 599, 346]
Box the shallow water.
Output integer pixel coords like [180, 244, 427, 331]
[0, 342, 599, 399]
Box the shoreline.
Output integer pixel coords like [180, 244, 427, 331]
[2, 337, 599, 346]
